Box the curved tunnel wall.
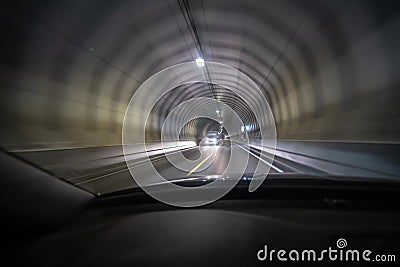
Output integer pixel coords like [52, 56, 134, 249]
[147, 82, 259, 142]
[0, 0, 399, 151]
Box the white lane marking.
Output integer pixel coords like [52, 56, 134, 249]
[236, 144, 284, 173]
[70, 145, 197, 181]
[76, 146, 200, 185]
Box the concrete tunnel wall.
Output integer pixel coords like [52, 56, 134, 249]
[0, 0, 399, 151]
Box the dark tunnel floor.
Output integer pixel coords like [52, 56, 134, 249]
[13, 143, 327, 194]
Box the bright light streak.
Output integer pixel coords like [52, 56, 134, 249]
[241, 124, 253, 132]
[196, 57, 205, 67]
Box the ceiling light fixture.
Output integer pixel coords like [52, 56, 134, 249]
[196, 57, 205, 67]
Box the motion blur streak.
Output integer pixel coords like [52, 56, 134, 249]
[0, 0, 399, 194]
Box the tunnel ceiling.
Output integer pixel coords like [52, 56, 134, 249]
[0, 0, 399, 150]
[147, 82, 259, 141]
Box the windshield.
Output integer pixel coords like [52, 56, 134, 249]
[1, 0, 399, 198]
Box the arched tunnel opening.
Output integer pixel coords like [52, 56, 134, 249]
[145, 81, 259, 143]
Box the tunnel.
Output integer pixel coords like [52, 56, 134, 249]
[1, 0, 400, 195]
[2, 1, 400, 266]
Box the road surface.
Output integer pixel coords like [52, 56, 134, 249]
[15, 143, 325, 194]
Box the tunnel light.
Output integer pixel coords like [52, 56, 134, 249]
[216, 110, 220, 113]
[241, 125, 252, 132]
[219, 121, 223, 124]
[196, 57, 205, 67]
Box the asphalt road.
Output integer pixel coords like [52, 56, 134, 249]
[15, 143, 325, 194]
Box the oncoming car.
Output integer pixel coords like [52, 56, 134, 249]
[203, 131, 220, 146]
